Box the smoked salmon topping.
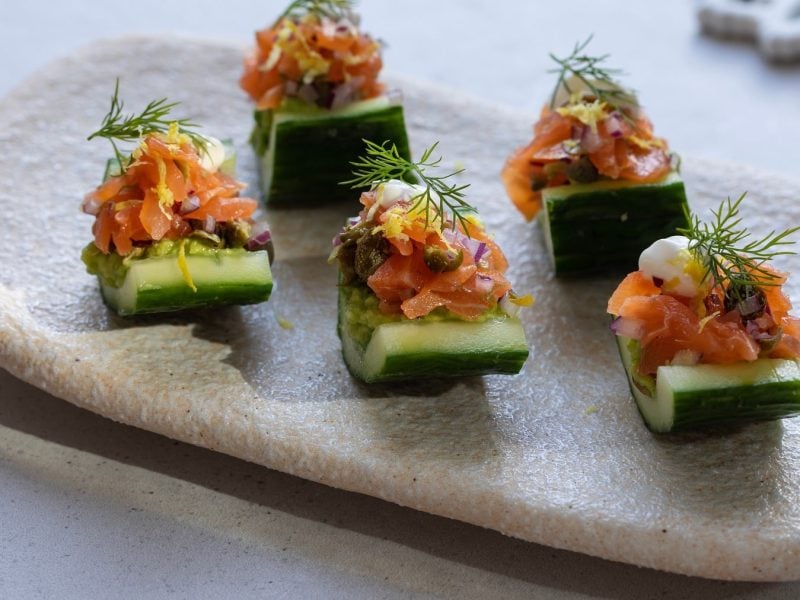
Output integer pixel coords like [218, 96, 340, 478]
[502, 39, 673, 221]
[503, 104, 672, 222]
[240, 1, 384, 110]
[332, 141, 531, 321]
[331, 181, 517, 320]
[609, 211, 800, 374]
[82, 125, 257, 256]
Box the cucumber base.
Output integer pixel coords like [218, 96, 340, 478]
[616, 336, 800, 432]
[252, 97, 412, 206]
[99, 250, 273, 315]
[541, 172, 689, 276]
[338, 285, 529, 383]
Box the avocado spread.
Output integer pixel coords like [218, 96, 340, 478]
[82, 238, 239, 288]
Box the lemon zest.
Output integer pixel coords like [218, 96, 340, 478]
[277, 316, 295, 330]
[556, 98, 608, 133]
[154, 156, 175, 219]
[510, 293, 535, 307]
[177, 239, 197, 293]
[627, 135, 666, 150]
[279, 20, 330, 84]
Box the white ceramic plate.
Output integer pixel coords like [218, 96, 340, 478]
[2, 36, 800, 581]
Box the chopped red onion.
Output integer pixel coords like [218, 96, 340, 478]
[203, 215, 217, 233]
[81, 196, 103, 216]
[246, 222, 272, 250]
[180, 195, 201, 214]
[670, 349, 701, 366]
[284, 81, 299, 95]
[609, 316, 644, 340]
[581, 126, 604, 153]
[474, 242, 488, 263]
[606, 112, 624, 138]
[297, 84, 320, 105]
[737, 294, 765, 318]
[331, 81, 355, 110]
[474, 274, 493, 294]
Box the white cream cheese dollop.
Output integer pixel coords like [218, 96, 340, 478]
[366, 179, 433, 220]
[198, 135, 227, 173]
[638, 235, 710, 298]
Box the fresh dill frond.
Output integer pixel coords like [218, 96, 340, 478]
[276, 0, 354, 23]
[87, 79, 206, 172]
[678, 193, 800, 301]
[343, 140, 475, 234]
[548, 36, 638, 114]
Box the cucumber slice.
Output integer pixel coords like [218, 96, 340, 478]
[541, 172, 689, 276]
[338, 284, 529, 383]
[616, 336, 800, 432]
[100, 250, 273, 315]
[251, 97, 412, 206]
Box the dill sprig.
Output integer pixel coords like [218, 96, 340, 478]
[678, 193, 800, 301]
[87, 79, 206, 173]
[276, 0, 354, 23]
[548, 36, 638, 115]
[343, 140, 475, 234]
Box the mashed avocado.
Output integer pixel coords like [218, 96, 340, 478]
[82, 237, 232, 288]
[626, 338, 657, 397]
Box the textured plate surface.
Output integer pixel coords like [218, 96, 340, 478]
[2, 36, 800, 582]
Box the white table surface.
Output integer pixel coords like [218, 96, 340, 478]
[2, 1, 800, 598]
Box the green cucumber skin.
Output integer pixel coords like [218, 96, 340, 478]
[615, 336, 800, 433]
[104, 281, 272, 316]
[100, 251, 273, 316]
[543, 177, 689, 276]
[254, 104, 411, 206]
[670, 389, 800, 431]
[337, 285, 529, 383]
[377, 348, 530, 382]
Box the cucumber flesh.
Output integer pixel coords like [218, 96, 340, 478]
[338, 285, 529, 383]
[253, 96, 412, 206]
[616, 336, 800, 432]
[541, 172, 689, 276]
[100, 250, 272, 315]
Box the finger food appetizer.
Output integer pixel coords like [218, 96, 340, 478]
[329, 141, 531, 383]
[240, 0, 412, 206]
[502, 37, 689, 276]
[81, 81, 274, 315]
[608, 194, 800, 432]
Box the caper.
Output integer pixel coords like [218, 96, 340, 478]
[724, 284, 766, 321]
[424, 245, 463, 273]
[223, 219, 252, 248]
[336, 244, 358, 285]
[354, 231, 389, 280]
[565, 156, 599, 184]
[339, 222, 372, 246]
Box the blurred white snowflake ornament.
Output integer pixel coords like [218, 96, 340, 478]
[698, 0, 800, 61]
